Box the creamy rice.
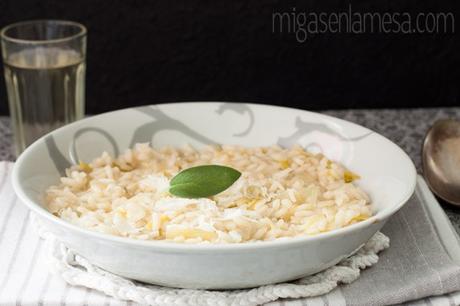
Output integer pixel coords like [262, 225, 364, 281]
[45, 143, 372, 244]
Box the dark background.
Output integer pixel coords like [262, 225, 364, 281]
[0, 0, 459, 115]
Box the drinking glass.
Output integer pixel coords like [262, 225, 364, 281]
[1, 20, 86, 156]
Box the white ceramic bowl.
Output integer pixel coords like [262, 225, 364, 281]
[13, 102, 416, 289]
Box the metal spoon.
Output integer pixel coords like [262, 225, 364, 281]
[422, 119, 460, 206]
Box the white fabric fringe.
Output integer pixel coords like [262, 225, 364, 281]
[35, 216, 389, 306]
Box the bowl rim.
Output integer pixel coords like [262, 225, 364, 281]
[12, 102, 417, 252]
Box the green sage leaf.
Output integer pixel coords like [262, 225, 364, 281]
[169, 165, 241, 198]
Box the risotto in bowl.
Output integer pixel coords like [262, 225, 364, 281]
[13, 102, 416, 289]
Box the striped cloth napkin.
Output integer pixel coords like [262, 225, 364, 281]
[1, 160, 460, 306]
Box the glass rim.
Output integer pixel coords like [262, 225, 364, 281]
[0, 19, 86, 45]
